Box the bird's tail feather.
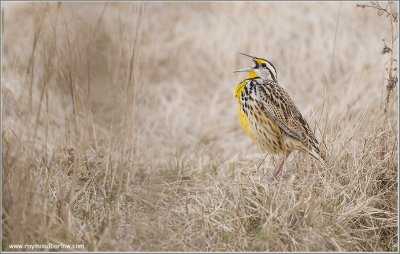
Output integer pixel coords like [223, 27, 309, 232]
[304, 146, 326, 167]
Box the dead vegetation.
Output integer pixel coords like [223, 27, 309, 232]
[2, 2, 398, 252]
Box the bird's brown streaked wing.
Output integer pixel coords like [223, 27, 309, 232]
[255, 79, 319, 149]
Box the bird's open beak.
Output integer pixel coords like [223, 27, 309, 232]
[233, 53, 258, 73]
[239, 52, 257, 59]
[233, 67, 254, 73]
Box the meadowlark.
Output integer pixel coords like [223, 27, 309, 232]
[234, 53, 325, 179]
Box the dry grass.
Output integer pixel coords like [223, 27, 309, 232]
[2, 1, 398, 252]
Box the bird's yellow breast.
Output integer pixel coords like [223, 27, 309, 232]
[234, 78, 253, 139]
[238, 106, 252, 138]
[235, 71, 258, 139]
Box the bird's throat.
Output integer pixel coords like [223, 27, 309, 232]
[247, 71, 258, 79]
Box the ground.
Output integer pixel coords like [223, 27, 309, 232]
[2, 2, 398, 252]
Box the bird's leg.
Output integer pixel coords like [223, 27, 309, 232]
[271, 157, 285, 179]
[271, 152, 290, 180]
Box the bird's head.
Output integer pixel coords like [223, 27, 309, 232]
[234, 53, 277, 82]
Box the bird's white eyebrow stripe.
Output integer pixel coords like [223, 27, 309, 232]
[265, 61, 277, 81]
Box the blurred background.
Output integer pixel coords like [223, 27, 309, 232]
[2, 1, 398, 252]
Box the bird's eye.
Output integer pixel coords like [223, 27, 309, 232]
[261, 63, 267, 68]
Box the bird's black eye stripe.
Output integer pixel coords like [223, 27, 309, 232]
[268, 69, 276, 81]
[261, 63, 267, 68]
